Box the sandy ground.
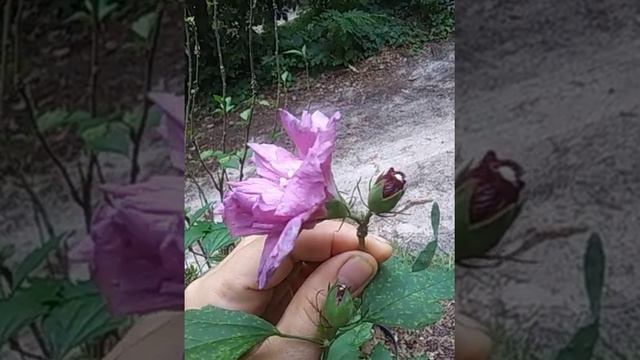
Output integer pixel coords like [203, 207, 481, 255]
[456, 0, 640, 357]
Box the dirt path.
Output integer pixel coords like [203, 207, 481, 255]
[456, 1, 640, 357]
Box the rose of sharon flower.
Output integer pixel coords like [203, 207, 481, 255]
[90, 93, 185, 315]
[91, 176, 184, 315]
[219, 109, 340, 288]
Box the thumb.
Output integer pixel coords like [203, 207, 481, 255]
[257, 251, 378, 359]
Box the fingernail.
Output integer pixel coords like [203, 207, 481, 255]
[337, 256, 375, 292]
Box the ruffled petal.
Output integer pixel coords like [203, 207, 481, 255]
[257, 212, 308, 288]
[249, 143, 302, 182]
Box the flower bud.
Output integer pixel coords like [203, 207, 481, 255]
[456, 151, 524, 261]
[367, 168, 406, 214]
[323, 283, 355, 329]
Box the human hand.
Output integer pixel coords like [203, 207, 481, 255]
[456, 313, 492, 360]
[184, 220, 393, 359]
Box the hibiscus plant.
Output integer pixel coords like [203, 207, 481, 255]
[184, 109, 455, 359]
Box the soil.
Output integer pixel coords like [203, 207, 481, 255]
[186, 41, 455, 358]
[456, 0, 640, 357]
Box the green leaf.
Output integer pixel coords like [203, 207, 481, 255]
[555, 320, 599, 360]
[185, 222, 210, 248]
[240, 108, 253, 122]
[190, 203, 212, 223]
[257, 99, 271, 106]
[219, 155, 241, 170]
[42, 281, 124, 359]
[284, 49, 304, 57]
[412, 240, 437, 272]
[325, 323, 373, 360]
[81, 122, 130, 155]
[430, 201, 440, 241]
[370, 344, 393, 360]
[361, 258, 453, 328]
[584, 233, 605, 316]
[200, 149, 215, 161]
[201, 223, 235, 256]
[65, 11, 91, 24]
[0, 279, 63, 347]
[37, 110, 70, 132]
[132, 12, 157, 40]
[12, 234, 65, 290]
[185, 306, 278, 360]
[97, 0, 118, 21]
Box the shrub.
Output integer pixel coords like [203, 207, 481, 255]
[262, 10, 427, 72]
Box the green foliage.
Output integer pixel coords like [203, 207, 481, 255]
[412, 201, 440, 271]
[132, 11, 158, 40]
[325, 323, 373, 359]
[42, 281, 125, 359]
[0, 279, 63, 346]
[184, 306, 279, 360]
[370, 343, 393, 360]
[265, 10, 427, 71]
[185, 205, 236, 257]
[11, 233, 67, 291]
[361, 257, 453, 328]
[36, 107, 161, 157]
[555, 233, 605, 360]
[192, 0, 451, 94]
[185, 264, 199, 286]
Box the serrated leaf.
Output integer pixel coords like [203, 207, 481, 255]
[185, 306, 278, 360]
[326, 323, 373, 360]
[42, 281, 124, 359]
[412, 240, 437, 272]
[81, 122, 130, 155]
[362, 258, 453, 328]
[12, 234, 65, 290]
[132, 12, 157, 40]
[0, 279, 63, 347]
[370, 344, 393, 360]
[584, 233, 604, 316]
[555, 320, 599, 360]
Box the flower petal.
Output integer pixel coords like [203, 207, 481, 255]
[276, 125, 337, 216]
[249, 143, 302, 181]
[257, 213, 307, 288]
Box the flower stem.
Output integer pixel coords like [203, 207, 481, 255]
[275, 332, 325, 346]
[356, 211, 372, 251]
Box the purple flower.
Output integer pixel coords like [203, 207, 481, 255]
[91, 176, 184, 315]
[149, 93, 184, 174]
[219, 109, 340, 288]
